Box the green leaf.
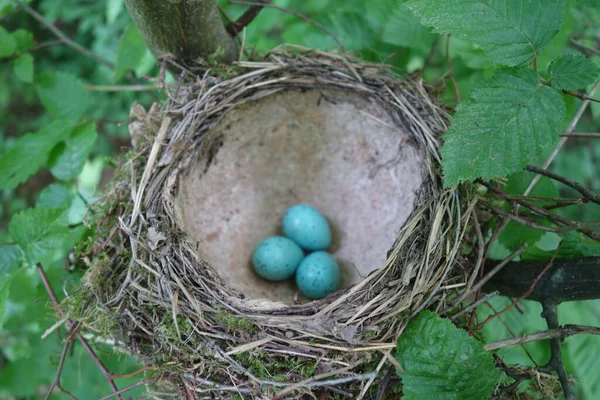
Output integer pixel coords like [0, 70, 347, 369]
[48, 123, 97, 181]
[115, 24, 147, 81]
[0, 120, 72, 190]
[0, 26, 16, 57]
[441, 68, 566, 186]
[9, 208, 71, 266]
[12, 54, 34, 83]
[404, 0, 564, 66]
[395, 311, 499, 399]
[382, 4, 436, 50]
[11, 29, 34, 52]
[36, 183, 74, 209]
[0, 245, 22, 324]
[547, 54, 600, 90]
[106, 0, 124, 24]
[36, 72, 90, 121]
[522, 231, 600, 260]
[498, 171, 558, 251]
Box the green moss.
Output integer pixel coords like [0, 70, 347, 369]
[214, 307, 258, 334]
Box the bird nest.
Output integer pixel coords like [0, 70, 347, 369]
[74, 48, 474, 398]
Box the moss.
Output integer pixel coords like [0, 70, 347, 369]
[214, 307, 258, 335]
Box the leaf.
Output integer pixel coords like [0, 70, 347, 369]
[498, 171, 558, 251]
[522, 231, 600, 261]
[9, 208, 71, 266]
[12, 54, 34, 83]
[36, 72, 90, 121]
[404, 0, 564, 66]
[547, 54, 600, 90]
[106, 0, 124, 24]
[0, 26, 16, 57]
[115, 24, 147, 81]
[36, 183, 74, 209]
[48, 122, 97, 181]
[441, 68, 566, 186]
[395, 311, 499, 399]
[0, 120, 72, 190]
[382, 4, 436, 50]
[11, 29, 34, 52]
[0, 245, 22, 323]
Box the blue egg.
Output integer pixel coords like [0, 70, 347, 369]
[252, 236, 304, 281]
[295, 251, 340, 299]
[282, 204, 332, 251]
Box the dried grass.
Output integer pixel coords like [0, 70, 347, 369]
[76, 46, 475, 398]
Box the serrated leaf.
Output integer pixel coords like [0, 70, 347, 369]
[36, 183, 74, 209]
[11, 29, 34, 52]
[12, 54, 33, 83]
[404, 0, 564, 66]
[0, 245, 22, 318]
[498, 171, 558, 251]
[0, 120, 72, 190]
[115, 24, 147, 81]
[442, 68, 566, 186]
[48, 123, 97, 181]
[382, 4, 436, 50]
[395, 311, 499, 399]
[548, 54, 600, 90]
[0, 26, 16, 57]
[36, 72, 90, 121]
[9, 208, 71, 266]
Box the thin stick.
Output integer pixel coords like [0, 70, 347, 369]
[484, 324, 600, 351]
[36, 264, 122, 398]
[562, 89, 600, 103]
[445, 34, 460, 103]
[526, 165, 600, 206]
[83, 84, 160, 92]
[229, 1, 347, 52]
[478, 200, 568, 233]
[560, 132, 600, 138]
[461, 244, 527, 303]
[44, 328, 77, 400]
[96, 379, 155, 400]
[475, 246, 560, 331]
[451, 291, 499, 321]
[12, 0, 115, 69]
[226, 0, 271, 36]
[524, 79, 600, 195]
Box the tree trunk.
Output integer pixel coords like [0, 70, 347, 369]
[124, 0, 238, 64]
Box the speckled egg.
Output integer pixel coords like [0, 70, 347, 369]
[252, 236, 304, 281]
[295, 251, 340, 299]
[282, 204, 332, 251]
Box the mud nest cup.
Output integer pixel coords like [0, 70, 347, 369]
[78, 48, 473, 398]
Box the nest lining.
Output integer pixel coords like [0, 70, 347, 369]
[79, 48, 472, 397]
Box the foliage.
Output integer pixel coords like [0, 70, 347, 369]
[395, 311, 499, 399]
[0, 0, 598, 398]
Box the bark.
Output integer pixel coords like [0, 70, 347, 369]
[124, 0, 238, 64]
[484, 257, 600, 304]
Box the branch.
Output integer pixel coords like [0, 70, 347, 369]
[12, 0, 115, 69]
[525, 165, 600, 206]
[229, 1, 347, 52]
[484, 324, 600, 351]
[226, 0, 270, 36]
[484, 257, 600, 304]
[539, 301, 577, 400]
[560, 132, 600, 139]
[124, 0, 238, 64]
[562, 89, 600, 103]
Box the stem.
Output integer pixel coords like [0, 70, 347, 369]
[484, 324, 600, 351]
[124, 0, 238, 64]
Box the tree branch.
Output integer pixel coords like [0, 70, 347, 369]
[484, 257, 600, 304]
[484, 324, 600, 351]
[526, 165, 600, 206]
[125, 0, 238, 64]
[226, 0, 271, 36]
